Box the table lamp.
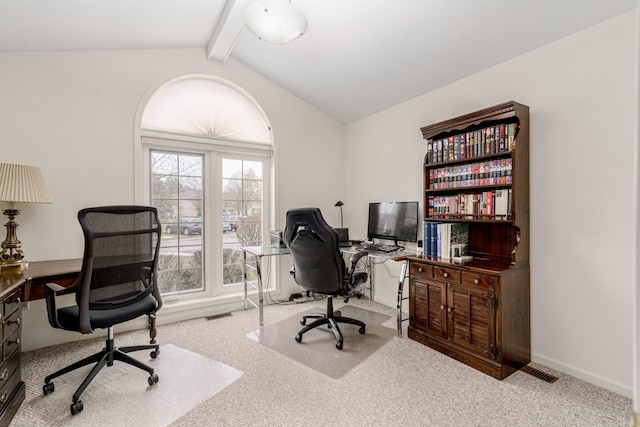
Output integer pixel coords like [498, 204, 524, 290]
[0, 163, 53, 268]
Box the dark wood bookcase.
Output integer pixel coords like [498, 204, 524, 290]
[406, 101, 530, 379]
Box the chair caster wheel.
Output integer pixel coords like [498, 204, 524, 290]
[336, 341, 343, 350]
[150, 348, 160, 358]
[43, 382, 54, 395]
[359, 326, 366, 334]
[295, 334, 302, 343]
[148, 373, 159, 386]
[70, 400, 84, 415]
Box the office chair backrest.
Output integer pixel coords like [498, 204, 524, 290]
[283, 208, 345, 294]
[76, 206, 162, 312]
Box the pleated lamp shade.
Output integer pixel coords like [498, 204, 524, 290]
[0, 163, 53, 205]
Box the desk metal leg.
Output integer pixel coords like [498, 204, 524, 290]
[396, 259, 409, 337]
[368, 256, 374, 301]
[242, 250, 248, 310]
[242, 250, 264, 326]
[255, 255, 264, 326]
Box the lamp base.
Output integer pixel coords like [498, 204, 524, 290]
[0, 209, 25, 268]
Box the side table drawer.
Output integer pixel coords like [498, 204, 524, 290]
[2, 309, 20, 346]
[461, 272, 496, 290]
[433, 266, 461, 282]
[410, 263, 432, 278]
[0, 351, 20, 393]
[0, 356, 21, 409]
[3, 290, 21, 319]
[3, 329, 20, 362]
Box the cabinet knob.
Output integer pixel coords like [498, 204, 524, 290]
[8, 338, 19, 346]
[447, 307, 452, 313]
[443, 272, 449, 278]
[418, 267, 423, 273]
[474, 279, 480, 285]
[0, 391, 7, 404]
[4, 318, 19, 326]
[0, 369, 8, 381]
[440, 305, 445, 310]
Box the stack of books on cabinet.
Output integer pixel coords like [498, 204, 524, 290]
[423, 222, 472, 261]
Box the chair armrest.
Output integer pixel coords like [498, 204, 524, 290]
[346, 251, 368, 283]
[349, 251, 368, 267]
[44, 282, 68, 329]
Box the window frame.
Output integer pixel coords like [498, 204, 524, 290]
[141, 135, 271, 300]
[134, 75, 275, 316]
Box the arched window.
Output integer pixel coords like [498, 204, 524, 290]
[137, 76, 272, 303]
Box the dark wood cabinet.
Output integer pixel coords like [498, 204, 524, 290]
[0, 281, 24, 427]
[407, 101, 530, 380]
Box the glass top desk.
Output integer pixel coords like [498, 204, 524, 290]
[240, 245, 414, 337]
[240, 246, 290, 327]
[342, 247, 415, 337]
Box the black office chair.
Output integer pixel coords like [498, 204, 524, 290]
[43, 206, 163, 415]
[283, 207, 368, 350]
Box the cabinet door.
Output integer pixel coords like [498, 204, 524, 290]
[411, 277, 447, 338]
[447, 284, 497, 359]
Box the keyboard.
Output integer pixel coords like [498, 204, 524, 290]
[360, 243, 402, 253]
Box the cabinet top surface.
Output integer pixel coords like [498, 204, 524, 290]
[0, 265, 27, 299]
[405, 254, 524, 274]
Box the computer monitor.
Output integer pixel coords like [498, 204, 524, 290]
[367, 201, 419, 244]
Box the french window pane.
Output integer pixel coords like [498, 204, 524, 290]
[151, 150, 204, 294]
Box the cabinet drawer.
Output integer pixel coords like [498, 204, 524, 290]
[461, 272, 496, 290]
[0, 353, 20, 408]
[0, 351, 19, 390]
[2, 329, 20, 361]
[3, 290, 21, 318]
[410, 263, 432, 278]
[2, 309, 20, 343]
[433, 266, 461, 282]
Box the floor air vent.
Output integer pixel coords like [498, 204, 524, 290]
[205, 313, 232, 321]
[521, 365, 558, 383]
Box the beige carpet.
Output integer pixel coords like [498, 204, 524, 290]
[247, 305, 394, 378]
[15, 344, 243, 427]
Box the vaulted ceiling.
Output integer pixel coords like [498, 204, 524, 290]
[0, 0, 636, 123]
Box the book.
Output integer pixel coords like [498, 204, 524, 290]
[493, 189, 509, 218]
[441, 223, 451, 259]
[450, 223, 470, 261]
[423, 221, 431, 256]
[508, 123, 517, 150]
[430, 222, 438, 256]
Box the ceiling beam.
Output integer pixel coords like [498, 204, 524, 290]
[206, 0, 254, 63]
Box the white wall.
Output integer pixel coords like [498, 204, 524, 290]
[345, 11, 637, 398]
[0, 10, 635, 401]
[0, 48, 344, 349]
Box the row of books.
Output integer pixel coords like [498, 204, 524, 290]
[423, 222, 471, 261]
[428, 189, 512, 218]
[426, 122, 518, 164]
[428, 158, 512, 190]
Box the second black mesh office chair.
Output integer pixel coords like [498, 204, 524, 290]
[284, 207, 368, 350]
[43, 206, 163, 415]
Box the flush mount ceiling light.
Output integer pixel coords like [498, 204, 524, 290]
[244, 0, 308, 45]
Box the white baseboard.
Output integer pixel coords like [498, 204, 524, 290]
[21, 290, 278, 352]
